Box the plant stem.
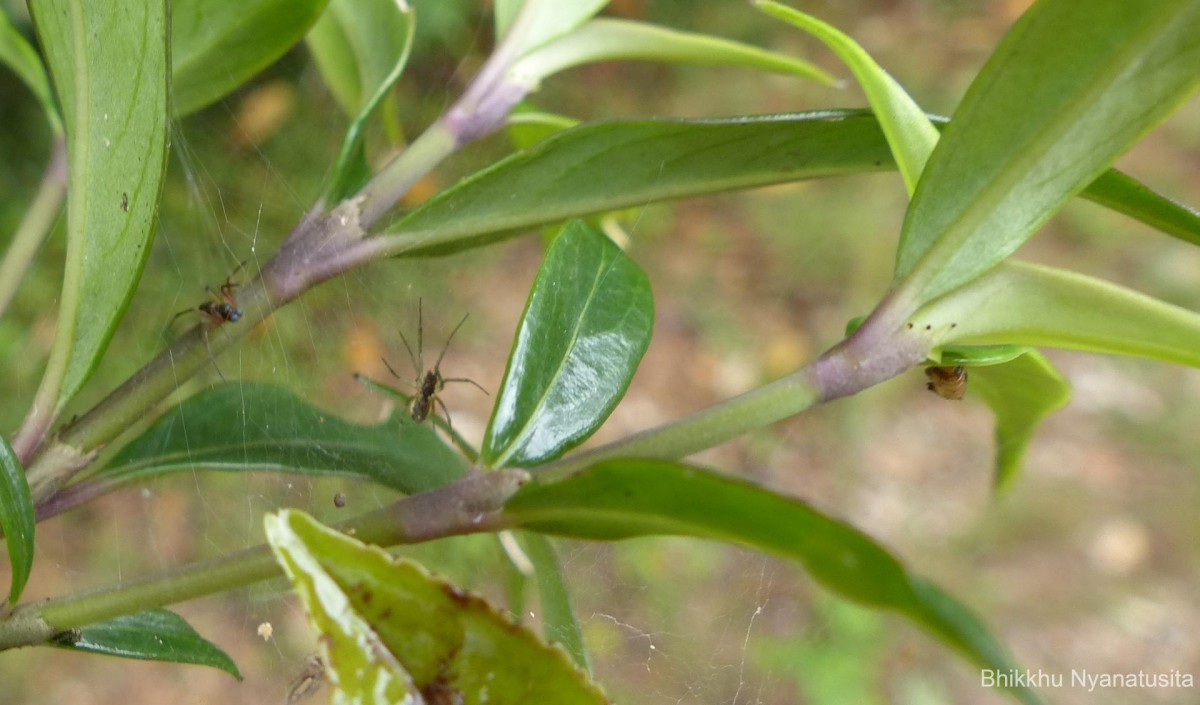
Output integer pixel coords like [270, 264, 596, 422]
[357, 121, 458, 228]
[0, 469, 528, 650]
[536, 298, 931, 481]
[537, 369, 824, 481]
[20, 50, 523, 502]
[0, 137, 67, 318]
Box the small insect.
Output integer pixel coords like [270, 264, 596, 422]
[172, 262, 246, 328]
[383, 299, 487, 428]
[120, 192, 129, 212]
[925, 365, 968, 400]
[333, 492, 346, 508]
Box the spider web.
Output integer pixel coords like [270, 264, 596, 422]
[16, 4, 1200, 705]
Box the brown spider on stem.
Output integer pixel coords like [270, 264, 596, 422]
[383, 299, 488, 430]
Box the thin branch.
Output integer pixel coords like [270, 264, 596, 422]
[0, 136, 67, 318]
[0, 469, 528, 651]
[535, 298, 932, 480]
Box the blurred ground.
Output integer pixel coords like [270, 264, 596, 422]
[2, 1, 1200, 704]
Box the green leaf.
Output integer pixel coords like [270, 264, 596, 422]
[506, 104, 580, 149]
[935, 346, 1071, 490]
[55, 609, 241, 678]
[757, 3, 1073, 488]
[503, 460, 1040, 705]
[1083, 169, 1200, 248]
[98, 382, 466, 494]
[915, 260, 1200, 368]
[0, 10, 62, 133]
[388, 112, 1200, 257]
[266, 509, 608, 705]
[0, 436, 34, 605]
[495, 0, 608, 57]
[519, 532, 589, 672]
[307, 0, 415, 203]
[511, 17, 835, 89]
[269, 512, 420, 703]
[895, 0, 1200, 308]
[171, 0, 330, 117]
[754, 2, 935, 193]
[30, 0, 169, 412]
[481, 221, 653, 468]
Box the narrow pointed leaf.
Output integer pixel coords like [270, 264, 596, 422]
[1082, 169, 1200, 247]
[266, 509, 608, 704]
[936, 346, 1070, 490]
[758, 5, 1071, 490]
[55, 609, 240, 678]
[0, 10, 62, 133]
[519, 532, 589, 672]
[29, 0, 169, 411]
[307, 0, 414, 202]
[388, 113, 1200, 257]
[755, 2, 934, 193]
[895, 0, 1200, 307]
[511, 18, 835, 89]
[0, 436, 34, 605]
[171, 0, 330, 117]
[98, 382, 465, 493]
[481, 221, 653, 468]
[915, 260, 1200, 368]
[502, 460, 1040, 705]
[495, 0, 608, 57]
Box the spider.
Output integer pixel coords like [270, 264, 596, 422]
[172, 262, 246, 327]
[383, 299, 488, 428]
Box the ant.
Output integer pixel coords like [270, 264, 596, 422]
[172, 261, 246, 328]
[383, 299, 487, 429]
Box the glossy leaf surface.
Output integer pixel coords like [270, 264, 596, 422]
[30, 0, 169, 411]
[0, 436, 34, 604]
[935, 346, 1070, 490]
[389, 112, 1200, 257]
[56, 609, 240, 678]
[503, 459, 1039, 705]
[512, 17, 834, 88]
[101, 382, 465, 493]
[266, 509, 608, 704]
[307, 0, 414, 202]
[481, 221, 653, 468]
[171, 0, 329, 116]
[915, 260, 1200, 368]
[895, 0, 1200, 307]
[0, 10, 61, 132]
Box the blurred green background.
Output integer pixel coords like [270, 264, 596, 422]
[2, 0, 1200, 703]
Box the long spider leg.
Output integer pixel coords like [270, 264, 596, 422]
[434, 395, 454, 437]
[435, 313, 471, 371]
[201, 329, 226, 383]
[396, 326, 421, 377]
[381, 356, 403, 380]
[416, 298, 425, 376]
[442, 377, 489, 395]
